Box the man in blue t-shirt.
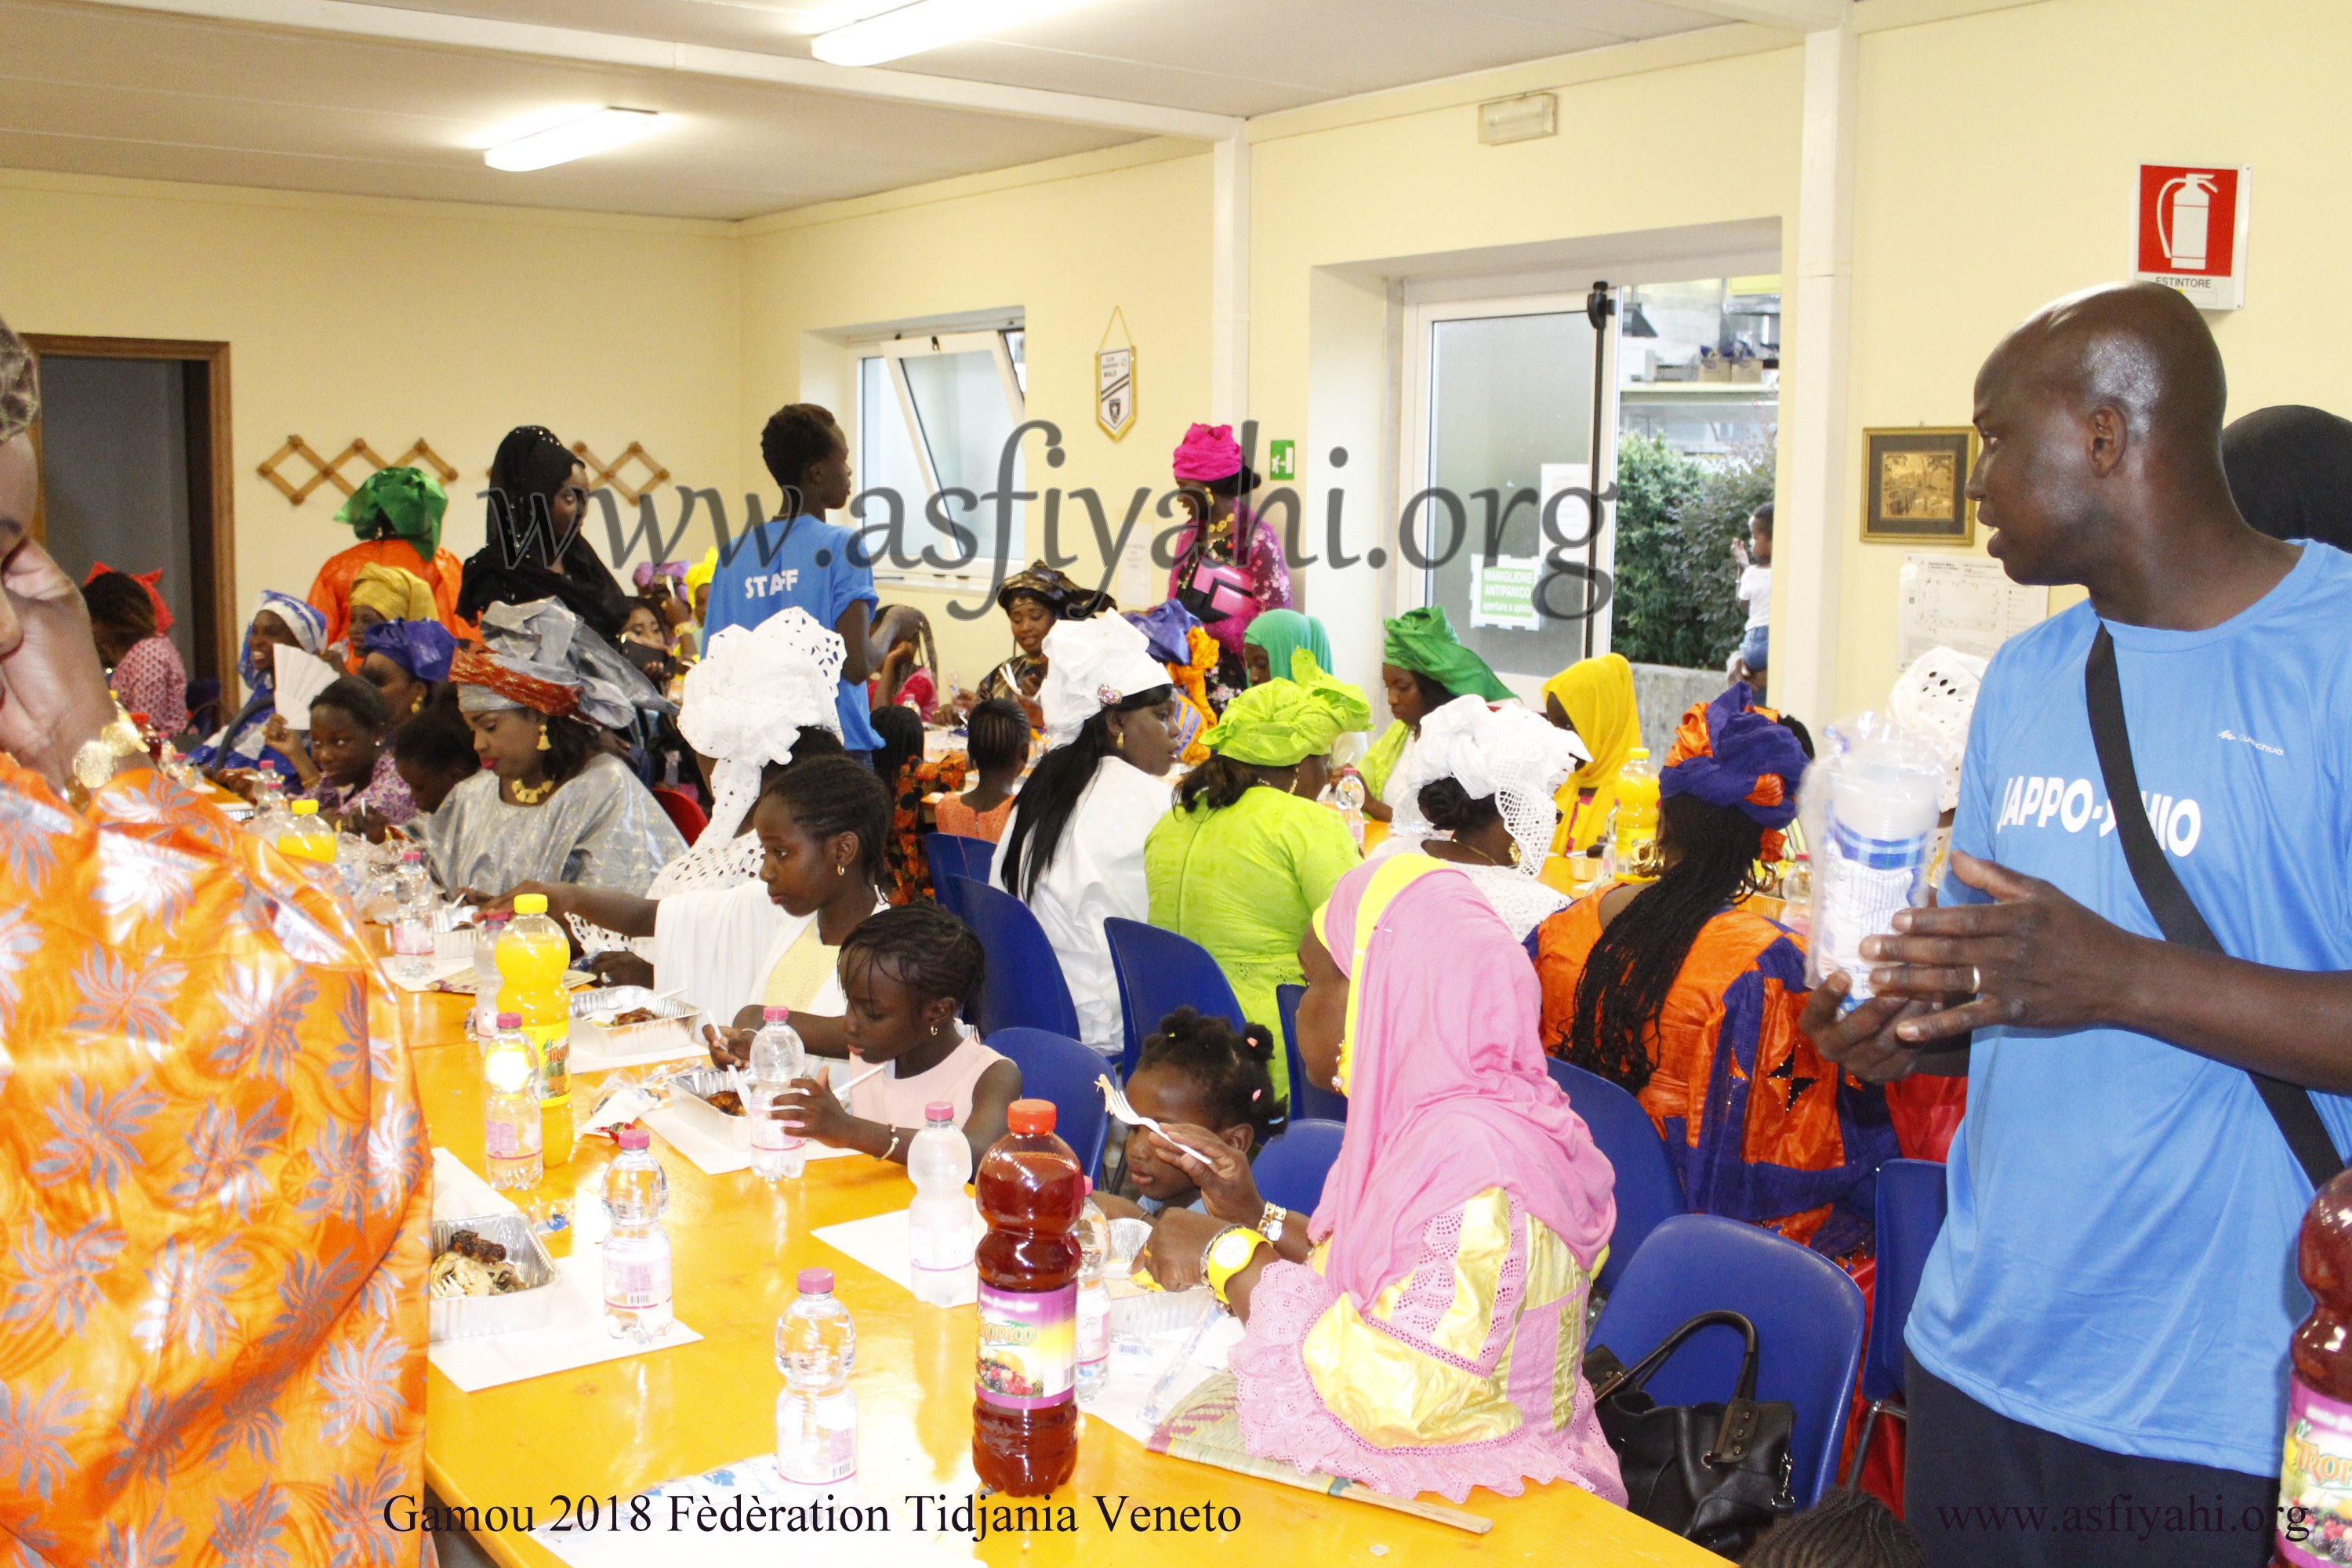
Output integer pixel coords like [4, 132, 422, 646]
[705, 403, 893, 755]
[1805, 283, 2351, 1567]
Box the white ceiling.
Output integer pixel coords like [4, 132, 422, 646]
[0, 0, 1729, 221]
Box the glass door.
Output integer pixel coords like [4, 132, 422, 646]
[1401, 290, 1619, 684]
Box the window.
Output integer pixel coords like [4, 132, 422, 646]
[852, 327, 1025, 582]
[1617, 276, 1779, 457]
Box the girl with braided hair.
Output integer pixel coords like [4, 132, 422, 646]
[1537, 683, 1895, 1256]
[1097, 1007, 1286, 1220]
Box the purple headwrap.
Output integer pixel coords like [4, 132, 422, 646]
[358, 619, 459, 684]
[1123, 599, 1202, 666]
[1659, 681, 1809, 831]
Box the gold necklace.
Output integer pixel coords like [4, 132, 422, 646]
[510, 775, 557, 806]
[1446, 837, 1516, 868]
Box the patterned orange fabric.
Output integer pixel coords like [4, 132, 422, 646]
[0, 757, 430, 1566]
[308, 537, 473, 650]
[1166, 626, 1220, 767]
[1536, 892, 1870, 1249]
[885, 753, 969, 905]
[449, 647, 579, 719]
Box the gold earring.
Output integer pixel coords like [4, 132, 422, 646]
[836, 863, 847, 877]
[535, 724, 551, 752]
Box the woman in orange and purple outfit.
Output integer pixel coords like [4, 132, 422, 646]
[1537, 683, 1895, 1256]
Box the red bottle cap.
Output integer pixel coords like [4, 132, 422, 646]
[1006, 1098, 1056, 1135]
[617, 1127, 651, 1150]
[925, 1101, 954, 1123]
[496, 1011, 521, 1029]
[797, 1267, 833, 1294]
[763, 1006, 790, 1024]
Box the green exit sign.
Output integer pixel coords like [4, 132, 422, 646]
[1268, 439, 1296, 481]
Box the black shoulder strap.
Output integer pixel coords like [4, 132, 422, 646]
[2084, 625, 2342, 1189]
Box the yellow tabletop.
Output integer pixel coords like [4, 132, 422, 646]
[412, 986, 1716, 1567]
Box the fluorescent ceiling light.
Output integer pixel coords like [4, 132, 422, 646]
[811, 0, 1090, 67]
[485, 108, 662, 172]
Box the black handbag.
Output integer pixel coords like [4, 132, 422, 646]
[1584, 1310, 1796, 1556]
[2083, 626, 2343, 1189]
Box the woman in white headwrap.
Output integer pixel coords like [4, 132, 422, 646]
[426, 597, 684, 895]
[1379, 695, 1588, 946]
[989, 615, 1183, 1053]
[190, 588, 331, 782]
[541, 609, 851, 991]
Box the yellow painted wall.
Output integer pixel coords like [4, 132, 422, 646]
[735, 143, 1214, 683]
[1837, 0, 2352, 710]
[0, 169, 744, 637]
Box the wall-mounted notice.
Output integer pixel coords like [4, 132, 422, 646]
[1896, 554, 2047, 670]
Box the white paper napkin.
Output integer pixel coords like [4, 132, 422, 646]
[573, 1028, 706, 1074]
[384, 953, 474, 993]
[432, 1146, 520, 1223]
[640, 1105, 857, 1178]
[427, 1250, 702, 1392]
[808, 1205, 978, 1306]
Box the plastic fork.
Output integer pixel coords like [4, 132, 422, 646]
[1096, 1075, 1216, 1167]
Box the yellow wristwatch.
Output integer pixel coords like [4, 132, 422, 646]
[1202, 1225, 1268, 1306]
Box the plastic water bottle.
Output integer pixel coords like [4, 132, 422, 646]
[482, 1012, 543, 1193]
[470, 911, 510, 1040]
[601, 1127, 673, 1342]
[908, 1100, 975, 1306]
[748, 1007, 808, 1183]
[775, 1267, 857, 1487]
[390, 849, 434, 982]
[249, 763, 292, 842]
[1806, 716, 1945, 1011]
[1075, 1178, 1110, 1400]
[1330, 770, 1368, 851]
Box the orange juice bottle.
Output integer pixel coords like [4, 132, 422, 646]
[277, 799, 338, 865]
[497, 893, 573, 1167]
[1613, 748, 1661, 882]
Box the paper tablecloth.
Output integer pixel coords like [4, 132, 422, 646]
[808, 1205, 978, 1306]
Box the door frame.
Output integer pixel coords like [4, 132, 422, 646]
[24, 334, 237, 690]
[1395, 289, 1621, 677]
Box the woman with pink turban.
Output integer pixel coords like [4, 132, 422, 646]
[1166, 422, 1291, 697]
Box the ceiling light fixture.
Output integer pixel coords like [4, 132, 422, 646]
[484, 108, 662, 172]
[811, 0, 1088, 68]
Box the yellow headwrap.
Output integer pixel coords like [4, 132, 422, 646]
[1541, 653, 1639, 854]
[684, 546, 718, 602]
[1202, 650, 1372, 768]
[348, 563, 437, 623]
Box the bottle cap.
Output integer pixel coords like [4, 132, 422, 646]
[797, 1267, 834, 1294]
[497, 1011, 521, 1029]
[291, 800, 318, 815]
[401, 848, 423, 862]
[925, 1101, 954, 1123]
[1082, 1175, 1094, 1196]
[513, 893, 548, 915]
[260, 760, 279, 775]
[616, 1127, 650, 1150]
[1629, 747, 1650, 760]
[485, 910, 509, 924]
[1006, 1098, 1056, 1135]
[763, 1006, 791, 1024]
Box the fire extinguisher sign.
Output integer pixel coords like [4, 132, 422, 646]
[2133, 162, 2250, 310]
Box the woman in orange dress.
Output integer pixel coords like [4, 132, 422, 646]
[1536, 683, 1895, 1255]
[308, 465, 471, 648]
[0, 314, 431, 1563]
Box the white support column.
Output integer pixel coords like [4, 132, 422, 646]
[1211, 133, 1251, 427]
[1775, 15, 1856, 725]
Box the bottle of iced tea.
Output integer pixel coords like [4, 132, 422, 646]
[972, 1098, 1085, 1495]
[2278, 1169, 2352, 1567]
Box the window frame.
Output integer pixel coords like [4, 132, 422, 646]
[852, 326, 1027, 587]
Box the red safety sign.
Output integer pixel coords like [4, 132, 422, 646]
[2132, 163, 2249, 310]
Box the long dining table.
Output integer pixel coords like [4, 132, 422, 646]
[401, 967, 1720, 1567]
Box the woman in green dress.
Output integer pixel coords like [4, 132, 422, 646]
[1145, 653, 1369, 1094]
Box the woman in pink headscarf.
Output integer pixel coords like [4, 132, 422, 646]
[1139, 853, 1624, 1504]
[1167, 422, 1290, 699]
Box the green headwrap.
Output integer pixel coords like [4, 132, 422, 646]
[336, 466, 448, 562]
[1203, 649, 1372, 766]
[1381, 605, 1512, 702]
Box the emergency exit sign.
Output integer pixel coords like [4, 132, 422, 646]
[2132, 162, 2249, 310]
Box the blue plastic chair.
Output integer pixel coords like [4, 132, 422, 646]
[1276, 983, 1348, 1123]
[949, 877, 1083, 1042]
[987, 1027, 1110, 1178]
[1102, 918, 1244, 1077]
[1545, 1058, 1686, 1295]
[1590, 1214, 1867, 1511]
[925, 833, 995, 901]
[1847, 1158, 1949, 1486]
[1251, 1118, 1347, 1215]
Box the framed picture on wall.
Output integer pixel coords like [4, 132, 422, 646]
[1862, 426, 1976, 544]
